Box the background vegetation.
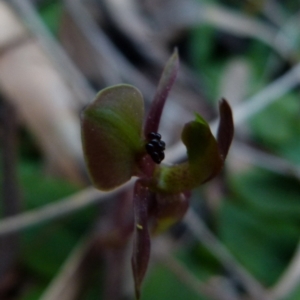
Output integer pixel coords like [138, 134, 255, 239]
[0, 0, 300, 299]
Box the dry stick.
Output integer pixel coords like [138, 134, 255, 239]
[65, 0, 197, 109]
[263, 1, 287, 26]
[267, 78, 300, 296]
[64, 0, 155, 100]
[157, 256, 233, 300]
[183, 209, 273, 300]
[40, 235, 94, 300]
[0, 180, 134, 237]
[231, 141, 300, 180]
[63, 0, 122, 86]
[0, 100, 21, 278]
[101, 0, 166, 64]
[166, 61, 300, 162]
[249, 0, 287, 27]
[202, 4, 292, 62]
[64, 0, 191, 130]
[225, 64, 300, 128]
[152, 238, 239, 300]
[270, 241, 300, 300]
[273, 10, 300, 60]
[102, 0, 207, 100]
[6, 0, 95, 105]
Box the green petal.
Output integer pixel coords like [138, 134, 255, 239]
[81, 84, 144, 190]
[182, 113, 221, 178]
[155, 114, 222, 193]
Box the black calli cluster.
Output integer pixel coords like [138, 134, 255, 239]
[145, 132, 165, 164]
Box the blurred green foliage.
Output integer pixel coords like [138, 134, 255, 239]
[220, 169, 300, 285]
[143, 265, 206, 300]
[38, 0, 63, 35]
[5, 0, 300, 299]
[251, 95, 300, 164]
[17, 163, 97, 299]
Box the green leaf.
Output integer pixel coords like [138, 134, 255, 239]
[81, 84, 144, 190]
[21, 227, 77, 279]
[143, 264, 206, 300]
[286, 284, 300, 300]
[39, 0, 63, 35]
[230, 169, 300, 217]
[19, 162, 80, 209]
[219, 169, 300, 285]
[250, 94, 300, 164]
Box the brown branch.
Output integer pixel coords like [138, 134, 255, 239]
[5, 0, 95, 105]
[40, 235, 95, 300]
[269, 241, 300, 299]
[152, 238, 239, 300]
[0, 99, 21, 279]
[231, 141, 300, 180]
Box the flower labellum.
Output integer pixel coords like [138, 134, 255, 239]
[80, 50, 234, 300]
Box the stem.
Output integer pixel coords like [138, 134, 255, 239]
[131, 180, 151, 300]
[6, 0, 95, 105]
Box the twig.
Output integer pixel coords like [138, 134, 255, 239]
[183, 209, 273, 300]
[269, 241, 300, 299]
[40, 235, 94, 300]
[64, 0, 155, 99]
[6, 0, 95, 105]
[206, 3, 292, 61]
[0, 100, 21, 277]
[152, 238, 239, 300]
[101, 0, 166, 64]
[158, 0, 292, 60]
[231, 141, 300, 180]
[166, 62, 300, 162]
[227, 64, 300, 128]
[264, 1, 287, 26]
[0, 180, 134, 237]
[64, 0, 200, 135]
[273, 10, 300, 60]
[256, 0, 287, 27]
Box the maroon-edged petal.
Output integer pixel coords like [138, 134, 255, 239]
[217, 98, 234, 161]
[144, 49, 179, 135]
[131, 180, 151, 300]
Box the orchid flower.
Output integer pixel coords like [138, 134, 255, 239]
[81, 50, 234, 299]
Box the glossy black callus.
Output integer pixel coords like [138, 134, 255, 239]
[145, 132, 166, 164]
